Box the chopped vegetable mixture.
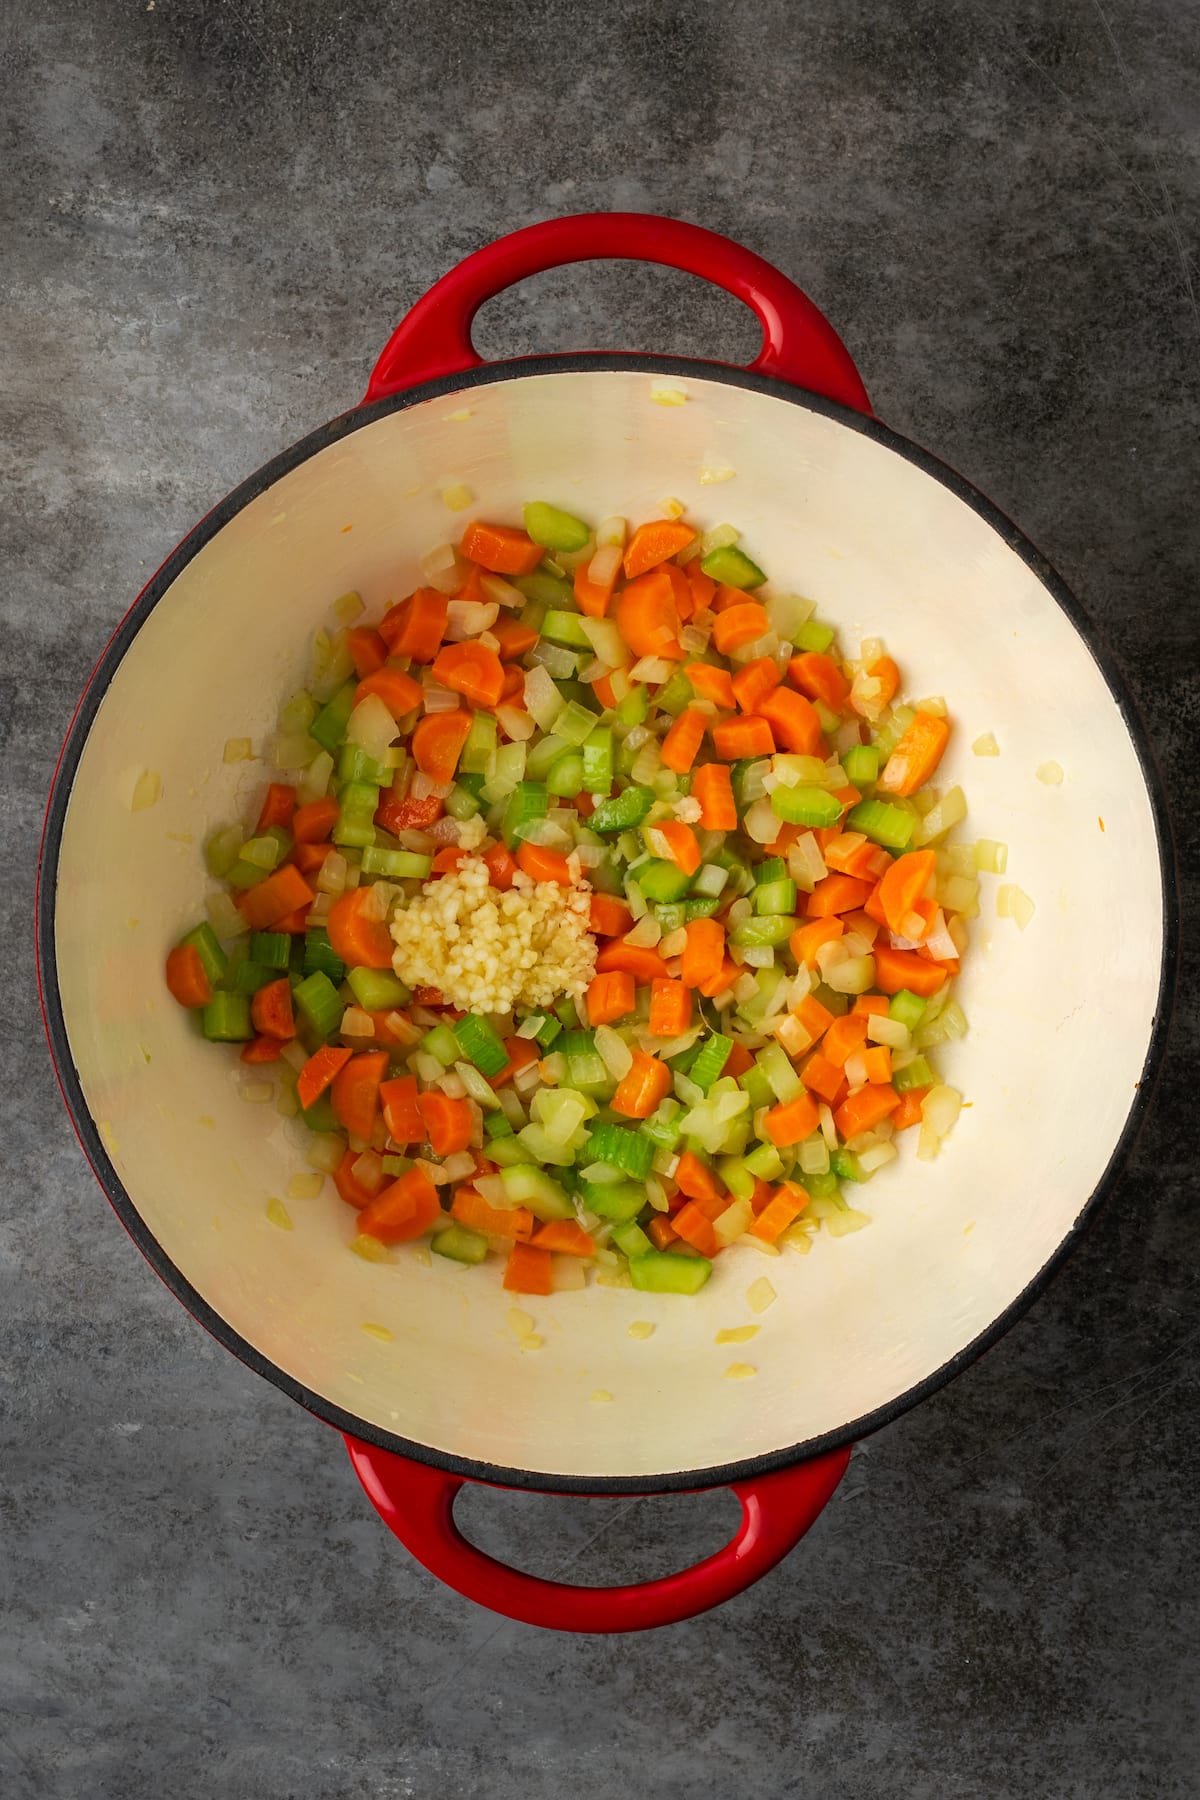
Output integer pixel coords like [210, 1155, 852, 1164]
[166, 503, 983, 1298]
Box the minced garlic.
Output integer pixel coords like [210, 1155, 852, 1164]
[390, 855, 596, 1013]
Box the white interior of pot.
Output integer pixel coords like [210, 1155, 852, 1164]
[52, 368, 1164, 1481]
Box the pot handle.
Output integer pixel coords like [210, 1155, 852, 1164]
[344, 1434, 851, 1633]
[364, 212, 871, 414]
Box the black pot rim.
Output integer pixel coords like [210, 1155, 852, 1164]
[36, 351, 1181, 1497]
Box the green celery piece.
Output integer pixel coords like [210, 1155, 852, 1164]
[205, 824, 244, 879]
[515, 571, 574, 606]
[453, 1014, 509, 1078]
[799, 1168, 841, 1201]
[525, 733, 572, 780]
[684, 896, 721, 921]
[730, 914, 795, 948]
[690, 1033, 733, 1094]
[636, 859, 691, 903]
[201, 993, 253, 1042]
[579, 1179, 646, 1223]
[611, 1221, 653, 1259]
[546, 750, 586, 799]
[524, 502, 590, 552]
[422, 1024, 460, 1065]
[456, 770, 486, 799]
[230, 959, 272, 996]
[338, 742, 392, 786]
[756, 1040, 803, 1102]
[250, 931, 291, 970]
[581, 727, 614, 794]
[655, 668, 694, 716]
[842, 743, 881, 786]
[894, 1054, 936, 1094]
[738, 1065, 775, 1113]
[300, 1094, 341, 1132]
[346, 966, 410, 1010]
[654, 901, 687, 934]
[483, 1110, 515, 1140]
[540, 608, 594, 649]
[744, 1141, 784, 1180]
[310, 681, 357, 755]
[303, 928, 346, 983]
[500, 781, 548, 848]
[754, 858, 788, 886]
[640, 1100, 684, 1150]
[225, 857, 270, 891]
[555, 700, 602, 748]
[360, 846, 433, 878]
[460, 712, 498, 775]
[888, 989, 928, 1030]
[293, 971, 343, 1037]
[498, 1165, 574, 1220]
[616, 685, 648, 726]
[585, 1122, 654, 1178]
[444, 783, 480, 822]
[846, 798, 917, 850]
[432, 1224, 489, 1265]
[771, 785, 843, 827]
[558, 1029, 596, 1057]
[700, 545, 765, 589]
[668, 1039, 703, 1074]
[535, 1015, 563, 1049]
[691, 862, 729, 899]
[590, 785, 655, 834]
[831, 1148, 866, 1183]
[179, 922, 228, 986]
[555, 995, 580, 1030]
[794, 620, 836, 654]
[487, 1135, 538, 1167]
[716, 1156, 757, 1201]
[753, 877, 798, 916]
[629, 1251, 712, 1295]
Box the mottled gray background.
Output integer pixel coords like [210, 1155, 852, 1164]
[3, 2, 1197, 1796]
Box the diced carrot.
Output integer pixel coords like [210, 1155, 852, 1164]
[614, 568, 686, 662]
[359, 1167, 443, 1244]
[412, 709, 472, 784]
[292, 796, 340, 843]
[330, 1050, 389, 1139]
[346, 626, 389, 678]
[788, 651, 850, 708]
[459, 519, 543, 577]
[375, 792, 443, 834]
[451, 1187, 534, 1240]
[842, 908, 880, 945]
[379, 1074, 423, 1143]
[795, 992, 836, 1042]
[762, 1091, 821, 1147]
[731, 656, 781, 713]
[491, 1035, 540, 1088]
[587, 970, 635, 1026]
[711, 603, 770, 656]
[431, 642, 505, 710]
[712, 956, 742, 995]
[378, 588, 448, 662]
[749, 1184, 809, 1244]
[758, 686, 825, 756]
[878, 848, 937, 936]
[433, 845, 467, 877]
[417, 1091, 473, 1155]
[800, 1051, 845, 1105]
[354, 666, 423, 718]
[296, 1045, 353, 1111]
[806, 872, 875, 917]
[484, 842, 518, 890]
[491, 615, 540, 660]
[655, 820, 701, 875]
[589, 674, 618, 710]
[860, 1046, 892, 1084]
[822, 1011, 870, 1069]
[871, 944, 949, 997]
[863, 882, 890, 928]
[594, 940, 671, 982]
[623, 518, 697, 578]
[236, 865, 315, 931]
[165, 944, 211, 1009]
[240, 1034, 282, 1064]
[680, 917, 725, 994]
[333, 1146, 379, 1210]
[790, 916, 844, 968]
[691, 761, 737, 830]
[824, 831, 892, 882]
[671, 1201, 719, 1257]
[573, 557, 618, 619]
[648, 979, 692, 1036]
[687, 562, 716, 611]
[368, 1009, 415, 1047]
[326, 887, 393, 969]
[853, 995, 890, 1016]
[710, 582, 749, 612]
[834, 1083, 901, 1139]
[711, 715, 775, 760]
[251, 977, 295, 1040]
[685, 1189, 729, 1222]
[878, 711, 950, 797]
[685, 662, 737, 709]
[530, 1219, 596, 1256]
[517, 841, 573, 884]
[868, 655, 900, 709]
[290, 842, 329, 875]
[274, 905, 311, 934]
[612, 1050, 672, 1119]
[502, 1242, 554, 1294]
[589, 893, 634, 937]
[892, 1087, 930, 1131]
[661, 706, 708, 774]
[674, 1150, 723, 1204]
[256, 782, 297, 832]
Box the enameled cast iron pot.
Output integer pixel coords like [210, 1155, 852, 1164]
[37, 215, 1175, 1632]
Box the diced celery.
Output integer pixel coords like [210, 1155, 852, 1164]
[684, 896, 721, 921]
[655, 668, 694, 716]
[691, 862, 730, 898]
[201, 993, 253, 1042]
[842, 743, 880, 786]
[770, 786, 843, 827]
[303, 928, 345, 983]
[179, 922, 228, 986]
[616, 683, 649, 726]
[524, 502, 591, 552]
[637, 859, 691, 903]
[888, 989, 928, 1030]
[360, 846, 433, 879]
[293, 972, 343, 1038]
[654, 901, 687, 934]
[555, 700, 602, 748]
[540, 608, 595, 649]
[310, 681, 357, 755]
[555, 996, 580, 1030]
[753, 877, 797, 916]
[422, 1024, 460, 1065]
[590, 785, 656, 834]
[535, 1015, 562, 1050]
[251, 931, 291, 970]
[453, 1014, 509, 1079]
[894, 1054, 936, 1093]
[831, 1147, 866, 1183]
[547, 750, 586, 798]
[757, 1041, 803, 1103]
[579, 1179, 646, 1222]
[629, 1251, 712, 1294]
[444, 783, 479, 822]
[846, 797, 916, 850]
[483, 1110, 515, 1140]
[794, 620, 836, 653]
[432, 1224, 489, 1265]
[716, 1156, 757, 1201]
[585, 1122, 655, 1178]
[347, 967, 410, 1010]
[690, 1033, 733, 1094]
[582, 727, 614, 794]
[640, 1100, 685, 1150]
[204, 824, 244, 879]
[339, 743, 393, 787]
[730, 915, 795, 948]
[744, 1141, 784, 1180]
[299, 1095, 340, 1132]
[487, 1135, 537, 1166]
[700, 545, 765, 589]
[611, 1221, 653, 1258]
[230, 959, 272, 996]
[500, 781, 547, 847]
[515, 571, 574, 606]
[498, 1165, 574, 1220]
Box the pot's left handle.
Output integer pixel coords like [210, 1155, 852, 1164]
[345, 1436, 851, 1633]
[363, 212, 870, 413]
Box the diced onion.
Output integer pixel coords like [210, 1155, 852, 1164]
[867, 1013, 909, 1049]
[479, 574, 525, 609]
[594, 1026, 634, 1080]
[972, 731, 1000, 756]
[923, 1084, 963, 1136]
[420, 542, 468, 595]
[997, 883, 1036, 929]
[1037, 760, 1064, 785]
[744, 796, 783, 844]
[441, 484, 474, 512]
[446, 599, 500, 640]
[630, 656, 673, 683]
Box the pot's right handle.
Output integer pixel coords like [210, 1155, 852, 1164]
[364, 212, 871, 414]
[345, 1436, 851, 1633]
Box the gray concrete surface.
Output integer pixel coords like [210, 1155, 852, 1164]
[2, 2, 1197, 1796]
